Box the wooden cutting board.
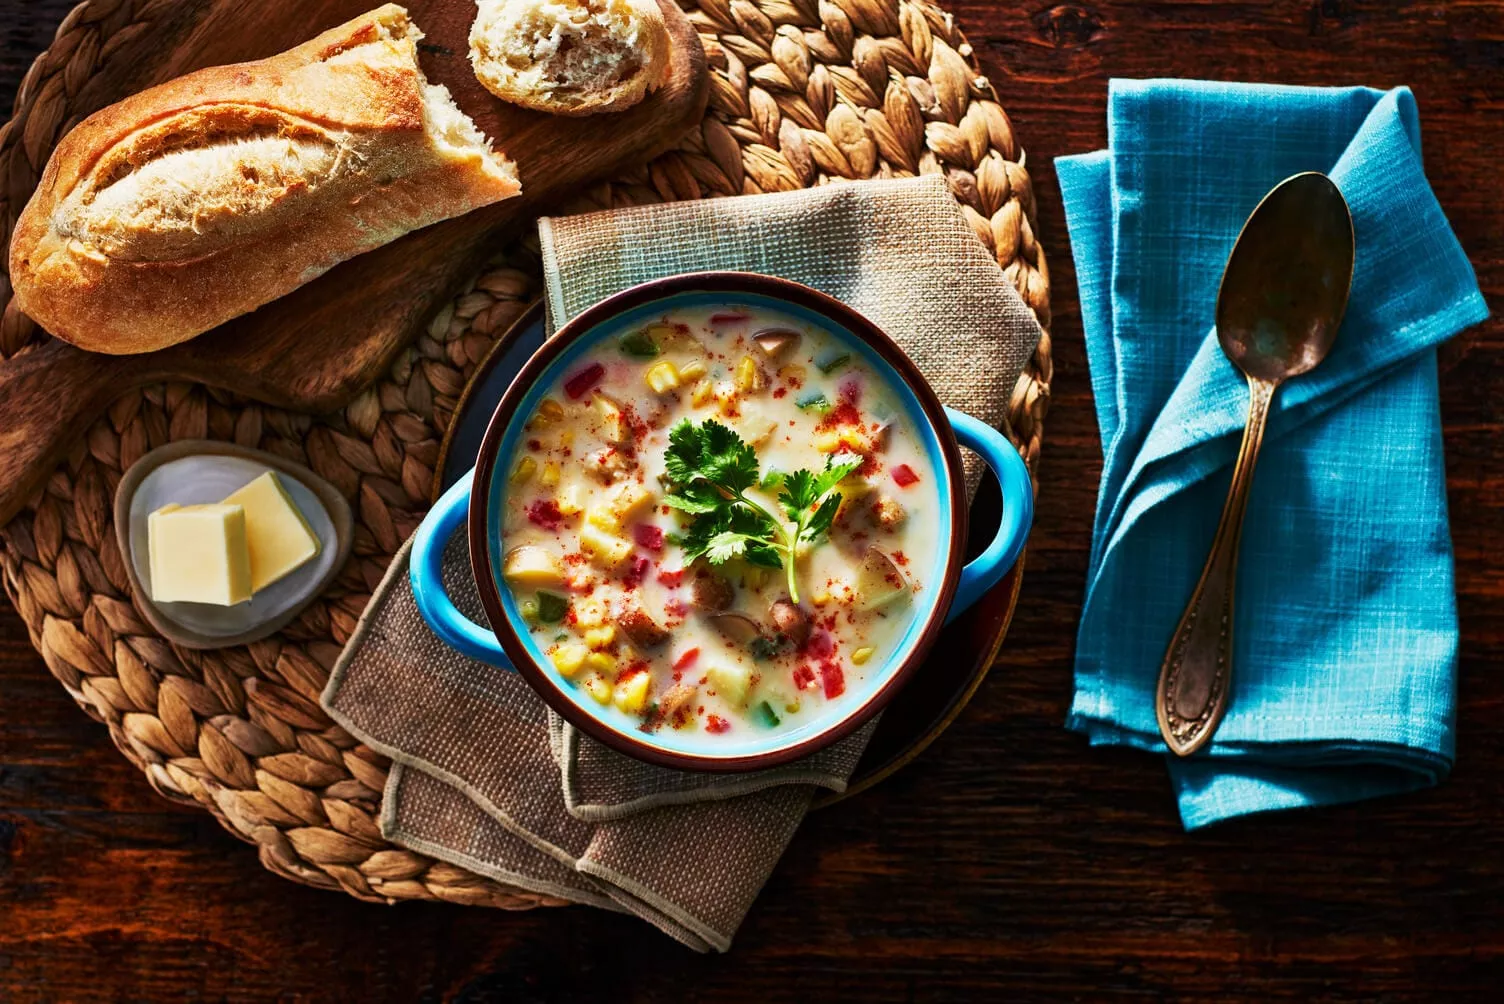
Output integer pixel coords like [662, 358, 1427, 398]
[0, 0, 707, 527]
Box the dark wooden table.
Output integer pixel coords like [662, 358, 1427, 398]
[2, 1, 1501, 1000]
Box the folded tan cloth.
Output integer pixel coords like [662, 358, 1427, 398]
[322, 175, 1042, 951]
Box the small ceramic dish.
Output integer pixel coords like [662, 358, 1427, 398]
[114, 440, 353, 649]
[409, 273, 1034, 771]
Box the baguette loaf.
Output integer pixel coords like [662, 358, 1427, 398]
[8, 4, 520, 355]
[468, 0, 671, 116]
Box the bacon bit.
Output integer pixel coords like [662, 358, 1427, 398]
[564, 362, 604, 399]
[710, 312, 749, 324]
[706, 715, 731, 734]
[891, 464, 919, 488]
[525, 499, 564, 530]
[633, 524, 665, 551]
[817, 401, 862, 430]
[838, 377, 862, 405]
[819, 661, 845, 699]
[673, 648, 700, 673]
[772, 387, 787, 399]
[656, 567, 684, 588]
[622, 556, 650, 589]
[792, 664, 816, 690]
[527, 438, 542, 451]
[804, 630, 835, 658]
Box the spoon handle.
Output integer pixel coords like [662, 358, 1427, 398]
[1155, 376, 1277, 757]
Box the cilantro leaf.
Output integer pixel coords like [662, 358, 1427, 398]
[777, 469, 817, 521]
[801, 493, 843, 542]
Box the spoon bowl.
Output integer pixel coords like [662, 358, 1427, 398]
[1216, 172, 1356, 383]
[1155, 172, 1355, 757]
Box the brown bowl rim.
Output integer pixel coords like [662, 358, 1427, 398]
[467, 272, 968, 772]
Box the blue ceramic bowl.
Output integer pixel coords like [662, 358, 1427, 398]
[409, 273, 1032, 771]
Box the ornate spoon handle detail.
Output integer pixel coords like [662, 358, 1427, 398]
[1156, 376, 1278, 757]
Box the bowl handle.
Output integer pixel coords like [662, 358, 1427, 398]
[944, 408, 1034, 624]
[410, 471, 514, 667]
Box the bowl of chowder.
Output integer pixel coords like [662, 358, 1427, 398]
[410, 273, 1033, 771]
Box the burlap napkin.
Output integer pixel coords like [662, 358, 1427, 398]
[322, 175, 1042, 951]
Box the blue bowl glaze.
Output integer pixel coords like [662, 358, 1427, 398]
[410, 274, 1032, 772]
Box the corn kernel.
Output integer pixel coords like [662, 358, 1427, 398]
[585, 625, 616, 650]
[714, 380, 740, 413]
[530, 399, 563, 427]
[539, 462, 560, 487]
[813, 429, 844, 453]
[585, 651, 618, 676]
[690, 378, 715, 407]
[810, 590, 830, 606]
[550, 643, 589, 678]
[614, 671, 651, 714]
[784, 699, 801, 714]
[510, 457, 537, 484]
[734, 355, 763, 393]
[582, 674, 612, 704]
[678, 360, 707, 382]
[645, 361, 680, 394]
[852, 646, 875, 665]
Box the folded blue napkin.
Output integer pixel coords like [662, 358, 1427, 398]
[1057, 80, 1488, 829]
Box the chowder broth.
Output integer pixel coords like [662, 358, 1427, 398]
[498, 303, 943, 739]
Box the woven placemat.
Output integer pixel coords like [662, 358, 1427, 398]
[0, 0, 1051, 908]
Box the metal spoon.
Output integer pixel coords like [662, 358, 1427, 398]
[1155, 172, 1355, 757]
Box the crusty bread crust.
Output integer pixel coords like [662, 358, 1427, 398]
[469, 0, 672, 117]
[8, 4, 520, 355]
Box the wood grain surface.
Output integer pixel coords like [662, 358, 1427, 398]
[2, 1, 1502, 1000]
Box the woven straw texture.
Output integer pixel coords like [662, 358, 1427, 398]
[0, 0, 1051, 908]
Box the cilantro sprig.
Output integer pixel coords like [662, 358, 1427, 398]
[663, 419, 862, 602]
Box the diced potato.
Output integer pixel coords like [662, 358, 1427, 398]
[714, 380, 740, 414]
[855, 548, 910, 611]
[585, 625, 616, 650]
[539, 462, 561, 487]
[594, 395, 629, 444]
[645, 361, 680, 394]
[690, 378, 715, 407]
[737, 406, 778, 447]
[584, 447, 635, 482]
[579, 524, 634, 568]
[550, 643, 589, 678]
[510, 457, 537, 484]
[502, 545, 564, 587]
[777, 363, 807, 384]
[706, 663, 752, 706]
[678, 360, 707, 382]
[605, 480, 654, 523]
[582, 674, 612, 704]
[613, 671, 651, 714]
[572, 598, 607, 630]
[585, 651, 617, 676]
[556, 482, 586, 516]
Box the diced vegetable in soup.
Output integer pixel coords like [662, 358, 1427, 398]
[500, 305, 941, 739]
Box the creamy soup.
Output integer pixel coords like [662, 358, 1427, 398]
[498, 303, 943, 739]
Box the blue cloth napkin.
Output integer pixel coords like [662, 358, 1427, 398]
[1057, 80, 1488, 830]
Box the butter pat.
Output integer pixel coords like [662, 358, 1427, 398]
[221, 472, 321, 592]
[148, 503, 253, 606]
